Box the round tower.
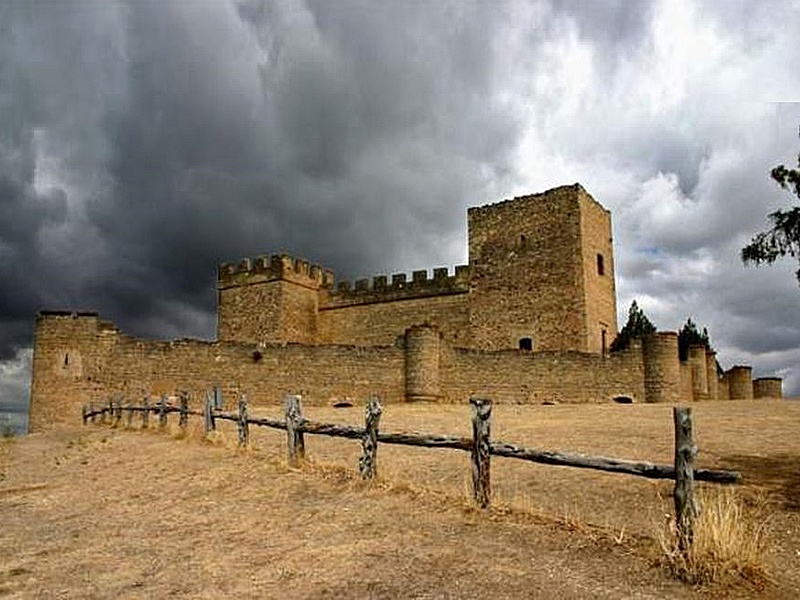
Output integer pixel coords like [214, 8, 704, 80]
[753, 377, 782, 399]
[727, 366, 753, 400]
[643, 332, 681, 403]
[404, 325, 441, 401]
[688, 345, 709, 401]
[705, 349, 719, 401]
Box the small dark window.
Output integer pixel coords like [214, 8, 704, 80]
[519, 338, 533, 351]
[597, 253, 605, 276]
[601, 330, 607, 356]
[520, 234, 527, 246]
[64, 353, 69, 366]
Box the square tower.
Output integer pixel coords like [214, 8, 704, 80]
[466, 184, 617, 353]
[216, 254, 333, 344]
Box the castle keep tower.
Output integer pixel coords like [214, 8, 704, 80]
[467, 184, 617, 352]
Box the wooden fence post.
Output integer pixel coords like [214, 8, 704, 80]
[179, 392, 189, 428]
[142, 397, 150, 428]
[285, 394, 305, 467]
[158, 395, 168, 427]
[237, 395, 249, 447]
[359, 395, 383, 480]
[126, 403, 134, 428]
[470, 397, 492, 508]
[673, 406, 698, 554]
[204, 391, 216, 434]
[114, 397, 122, 426]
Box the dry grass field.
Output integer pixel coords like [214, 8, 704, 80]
[2, 399, 799, 598]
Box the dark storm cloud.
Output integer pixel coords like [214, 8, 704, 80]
[1, 0, 526, 374]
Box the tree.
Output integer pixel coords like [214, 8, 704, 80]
[677, 318, 711, 362]
[610, 300, 656, 352]
[741, 125, 800, 283]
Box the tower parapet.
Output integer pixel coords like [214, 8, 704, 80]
[323, 265, 471, 309]
[217, 253, 331, 344]
[218, 254, 334, 291]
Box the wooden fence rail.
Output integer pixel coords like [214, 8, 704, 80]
[82, 393, 740, 556]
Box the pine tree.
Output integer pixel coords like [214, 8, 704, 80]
[610, 300, 656, 352]
[741, 125, 800, 283]
[677, 318, 712, 362]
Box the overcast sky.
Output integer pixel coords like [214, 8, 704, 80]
[2, 0, 800, 418]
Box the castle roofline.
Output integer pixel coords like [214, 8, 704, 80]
[468, 182, 609, 214]
[36, 309, 99, 318]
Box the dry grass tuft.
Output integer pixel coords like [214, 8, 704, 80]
[657, 487, 771, 588]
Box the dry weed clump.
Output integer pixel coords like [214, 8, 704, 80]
[658, 487, 771, 588]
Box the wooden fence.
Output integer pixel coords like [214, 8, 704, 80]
[82, 393, 740, 555]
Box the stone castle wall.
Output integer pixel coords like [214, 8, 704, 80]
[28, 184, 783, 430]
[29, 311, 120, 428]
[28, 313, 780, 431]
[30, 317, 646, 429]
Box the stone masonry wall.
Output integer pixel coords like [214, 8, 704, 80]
[100, 337, 405, 409]
[217, 254, 330, 344]
[440, 342, 646, 404]
[29, 312, 119, 430]
[578, 188, 618, 353]
[467, 185, 589, 352]
[318, 292, 470, 347]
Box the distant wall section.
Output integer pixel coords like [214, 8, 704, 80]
[29, 311, 119, 431]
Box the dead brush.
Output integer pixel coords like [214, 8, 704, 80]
[657, 487, 771, 588]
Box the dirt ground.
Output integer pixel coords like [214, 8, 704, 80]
[1, 399, 799, 599]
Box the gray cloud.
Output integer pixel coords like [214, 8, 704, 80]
[2, 0, 800, 416]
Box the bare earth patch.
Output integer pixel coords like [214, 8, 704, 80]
[2, 400, 799, 598]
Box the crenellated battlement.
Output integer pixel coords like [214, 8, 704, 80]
[217, 253, 334, 291]
[322, 265, 471, 308]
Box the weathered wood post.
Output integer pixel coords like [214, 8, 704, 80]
[126, 403, 134, 428]
[359, 395, 383, 480]
[203, 391, 216, 434]
[158, 395, 168, 427]
[179, 392, 189, 428]
[470, 397, 492, 508]
[142, 397, 150, 428]
[285, 394, 305, 467]
[114, 397, 122, 426]
[237, 395, 249, 447]
[673, 406, 698, 555]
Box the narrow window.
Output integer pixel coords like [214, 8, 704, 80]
[519, 338, 533, 351]
[520, 234, 527, 246]
[601, 330, 607, 356]
[597, 253, 605, 276]
[64, 353, 69, 366]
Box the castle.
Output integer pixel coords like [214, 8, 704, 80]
[28, 184, 782, 430]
